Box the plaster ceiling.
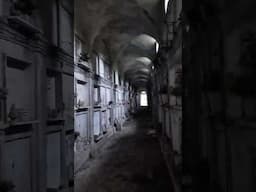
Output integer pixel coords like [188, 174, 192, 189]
[75, 0, 164, 88]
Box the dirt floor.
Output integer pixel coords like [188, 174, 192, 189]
[75, 111, 173, 192]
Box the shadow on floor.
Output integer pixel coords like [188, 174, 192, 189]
[75, 109, 173, 192]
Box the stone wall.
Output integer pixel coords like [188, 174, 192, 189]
[0, 1, 74, 192]
[183, 0, 256, 191]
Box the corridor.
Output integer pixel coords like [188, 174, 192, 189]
[75, 110, 173, 192]
[2, 0, 256, 192]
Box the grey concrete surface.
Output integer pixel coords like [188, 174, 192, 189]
[75, 111, 172, 192]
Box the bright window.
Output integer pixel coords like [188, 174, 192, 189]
[140, 91, 148, 107]
[99, 57, 104, 77]
[165, 0, 170, 13]
[156, 42, 159, 53]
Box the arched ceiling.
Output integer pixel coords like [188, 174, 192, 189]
[75, 0, 164, 88]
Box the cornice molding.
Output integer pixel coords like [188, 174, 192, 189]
[0, 20, 74, 66]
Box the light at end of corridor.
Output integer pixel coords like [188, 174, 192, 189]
[140, 91, 148, 107]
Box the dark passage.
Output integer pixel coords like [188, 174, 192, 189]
[75, 110, 172, 192]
